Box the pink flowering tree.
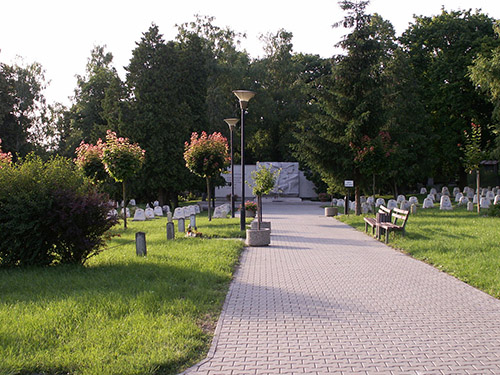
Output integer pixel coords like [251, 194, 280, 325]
[0, 139, 12, 168]
[184, 132, 230, 221]
[101, 130, 145, 228]
[74, 139, 108, 182]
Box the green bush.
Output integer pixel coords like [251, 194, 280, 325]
[0, 155, 116, 267]
[487, 203, 500, 218]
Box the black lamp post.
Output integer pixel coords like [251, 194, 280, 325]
[233, 90, 256, 231]
[224, 118, 239, 218]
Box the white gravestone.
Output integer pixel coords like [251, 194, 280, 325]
[361, 202, 370, 214]
[455, 193, 463, 203]
[400, 200, 411, 211]
[194, 205, 200, 214]
[486, 191, 495, 200]
[337, 200, 344, 208]
[145, 207, 155, 219]
[467, 202, 474, 211]
[440, 195, 453, 210]
[213, 204, 230, 218]
[129, 199, 136, 206]
[387, 199, 398, 210]
[121, 207, 130, 218]
[153, 200, 160, 207]
[467, 190, 475, 199]
[173, 207, 185, 219]
[366, 196, 375, 206]
[420, 187, 427, 194]
[331, 198, 338, 206]
[426, 194, 435, 202]
[154, 206, 163, 216]
[349, 201, 356, 211]
[133, 208, 146, 221]
[397, 195, 406, 203]
[422, 198, 434, 209]
[108, 209, 118, 219]
[459, 196, 469, 206]
[480, 197, 491, 209]
[409, 196, 419, 205]
[473, 194, 478, 204]
[375, 198, 385, 207]
[494, 195, 500, 205]
[430, 188, 437, 195]
[452, 187, 460, 196]
[441, 186, 450, 196]
[162, 205, 170, 214]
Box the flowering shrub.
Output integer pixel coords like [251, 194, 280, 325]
[74, 138, 107, 181]
[184, 132, 230, 179]
[101, 130, 145, 182]
[0, 139, 12, 168]
[243, 201, 257, 212]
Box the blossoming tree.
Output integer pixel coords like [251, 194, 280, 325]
[74, 138, 108, 182]
[184, 132, 230, 221]
[101, 130, 145, 228]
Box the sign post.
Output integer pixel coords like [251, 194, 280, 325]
[344, 180, 354, 215]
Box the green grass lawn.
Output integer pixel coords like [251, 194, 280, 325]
[338, 204, 500, 299]
[0, 212, 247, 375]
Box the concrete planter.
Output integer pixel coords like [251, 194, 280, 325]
[246, 228, 271, 246]
[325, 206, 338, 217]
[245, 210, 256, 218]
[250, 220, 271, 230]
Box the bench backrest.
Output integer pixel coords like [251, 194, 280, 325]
[391, 207, 409, 227]
[378, 205, 391, 215]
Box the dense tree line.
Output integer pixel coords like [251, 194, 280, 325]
[1, 1, 500, 207]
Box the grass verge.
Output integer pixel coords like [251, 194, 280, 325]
[338, 204, 500, 299]
[0, 213, 247, 375]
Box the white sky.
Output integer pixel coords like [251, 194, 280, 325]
[1, 0, 499, 106]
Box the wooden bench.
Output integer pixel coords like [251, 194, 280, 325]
[378, 207, 410, 244]
[364, 205, 391, 236]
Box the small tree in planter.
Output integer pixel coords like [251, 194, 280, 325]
[251, 163, 280, 230]
[101, 130, 145, 229]
[184, 131, 230, 221]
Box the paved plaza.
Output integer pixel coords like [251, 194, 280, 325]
[182, 203, 500, 374]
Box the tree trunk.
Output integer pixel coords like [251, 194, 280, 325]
[123, 181, 127, 229]
[476, 169, 480, 215]
[257, 195, 262, 229]
[207, 177, 212, 221]
[355, 184, 361, 215]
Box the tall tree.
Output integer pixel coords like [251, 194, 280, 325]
[399, 9, 499, 185]
[293, 1, 395, 213]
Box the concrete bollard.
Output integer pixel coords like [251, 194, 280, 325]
[135, 232, 147, 256]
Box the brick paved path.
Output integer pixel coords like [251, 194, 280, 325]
[182, 203, 500, 374]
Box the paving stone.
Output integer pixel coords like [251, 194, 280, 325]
[181, 203, 500, 374]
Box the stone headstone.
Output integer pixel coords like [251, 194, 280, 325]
[467, 202, 474, 211]
[166, 222, 175, 240]
[482, 188, 488, 197]
[408, 196, 419, 205]
[494, 195, 500, 205]
[129, 199, 136, 206]
[190, 214, 196, 228]
[410, 204, 417, 214]
[375, 198, 385, 207]
[422, 198, 434, 209]
[167, 212, 173, 222]
[162, 205, 171, 214]
[361, 202, 370, 214]
[387, 199, 398, 210]
[400, 200, 411, 211]
[452, 187, 460, 196]
[194, 205, 201, 214]
[337, 199, 344, 208]
[430, 188, 437, 195]
[349, 201, 356, 211]
[486, 191, 495, 200]
[480, 197, 491, 209]
[397, 195, 406, 203]
[473, 194, 478, 204]
[454, 192, 463, 202]
[441, 186, 450, 196]
[426, 194, 435, 202]
[154, 206, 163, 216]
[146, 203, 150, 209]
[467, 190, 475, 199]
[145, 207, 155, 219]
[135, 232, 147, 256]
[121, 200, 125, 207]
[121, 207, 131, 218]
[213, 204, 230, 218]
[436, 193, 442, 202]
[133, 208, 146, 221]
[459, 196, 469, 206]
[440, 195, 453, 210]
[420, 187, 427, 194]
[331, 198, 338, 206]
[178, 218, 185, 232]
[173, 207, 185, 219]
[360, 196, 367, 204]
[153, 200, 160, 207]
[366, 196, 375, 206]
[108, 209, 118, 219]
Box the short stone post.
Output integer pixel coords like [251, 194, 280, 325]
[467, 202, 474, 212]
[166, 222, 175, 240]
[410, 204, 417, 215]
[135, 232, 147, 256]
[178, 218, 185, 232]
[190, 214, 196, 228]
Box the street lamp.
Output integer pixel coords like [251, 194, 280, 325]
[224, 117, 239, 218]
[233, 90, 256, 231]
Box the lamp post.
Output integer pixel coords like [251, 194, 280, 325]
[224, 118, 239, 218]
[233, 90, 256, 231]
